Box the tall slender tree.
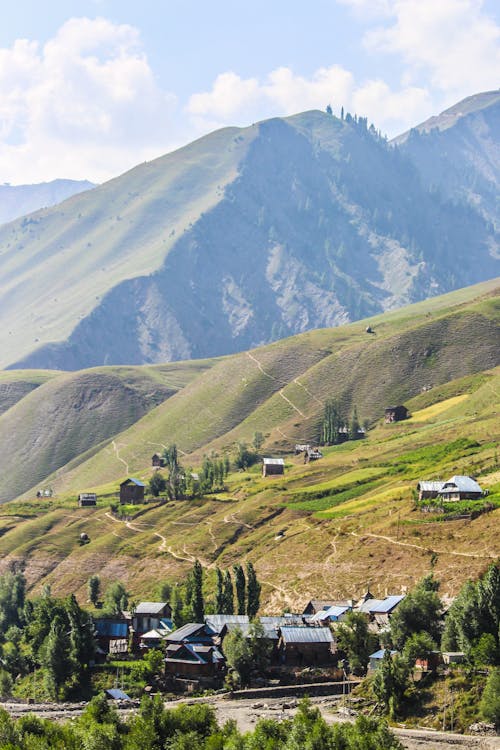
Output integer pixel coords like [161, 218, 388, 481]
[223, 570, 234, 615]
[234, 565, 246, 616]
[246, 562, 261, 618]
[192, 560, 204, 622]
[215, 568, 225, 613]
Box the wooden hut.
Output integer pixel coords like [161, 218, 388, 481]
[119, 478, 145, 504]
[78, 492, 97, 507]
[262, 458, 284, 477]
[384, 405, 409, 423]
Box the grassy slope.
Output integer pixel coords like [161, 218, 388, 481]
[0, 369, 61, 415]
[0, 280, 498, 608]
[0, 360, 215, 503]
[0, 126, 257, 368]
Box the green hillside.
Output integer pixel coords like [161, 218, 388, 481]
[0, 280, 498, 608]
[0, 360, 215, 503]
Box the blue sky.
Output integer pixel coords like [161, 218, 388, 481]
[1, 0, 499, 183]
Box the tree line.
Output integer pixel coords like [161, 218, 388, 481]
[319, 399, 366, 445]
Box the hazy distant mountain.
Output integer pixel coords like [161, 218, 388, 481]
[0, 179, 95, 225]
[1, 96, 498, 371]
[394, 90, 500, 226]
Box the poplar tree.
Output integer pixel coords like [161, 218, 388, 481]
[246, 562, 261, 618]
[215, 568, 225, 613]
[223, 570, 234, 615]
[192, 560, 204, 622]
[234, 565, 246, 615]
[87, 575, 100, 607]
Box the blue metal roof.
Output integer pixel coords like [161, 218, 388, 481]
[106, 688, 131, 701]
[123, 477, 146, 487]
[370, 649, 397, 660]
[373, 595, 405, 613]
[94, 621, 128, 637]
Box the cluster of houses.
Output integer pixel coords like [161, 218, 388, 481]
[94, 591, 413, 690]
[417, 475, 485, 503]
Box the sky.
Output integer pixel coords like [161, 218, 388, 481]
[1, 0, 499, 184]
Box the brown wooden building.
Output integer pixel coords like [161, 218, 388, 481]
[278, 627, 336, 666]
[384, 405, 409, 423]
[119, 478, 145, 504]
[262, 458, 285, 477]
[151, 453, 165, 468]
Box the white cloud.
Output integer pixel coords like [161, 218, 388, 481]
[343, 0, 500, 103]
[187, 64, 430, 137]
[0, 17, 178, 183]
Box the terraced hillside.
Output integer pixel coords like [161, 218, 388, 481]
[0, 280, 498, 607]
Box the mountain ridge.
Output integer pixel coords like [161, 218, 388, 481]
[1, 95, 499, 371]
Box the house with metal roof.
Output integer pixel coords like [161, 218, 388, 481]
[440, 475, 484, 502]
[132, 602, 171, 636]
[278, 626, 336, 665]
[357, 595, 405, 629]
[119, 477, 146, 504]
[164, 642, 225, 685]
[369, 649, 398, 671]
[204, 614, 249, 635]
[310, 604, 351, 624]
[165, 622, 216, 645]
[262, 457, 285, 477]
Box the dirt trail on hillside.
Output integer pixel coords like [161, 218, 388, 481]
[350, 531, 497, 560]
[111, 440, 129, 474]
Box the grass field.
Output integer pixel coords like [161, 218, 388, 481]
[0, 281, 498, 610]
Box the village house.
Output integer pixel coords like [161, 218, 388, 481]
[262, 457, 285, 477]
[309, 604, 351, 625]
[368, 649, 398, 671]
[139, 626, 172, 650]
[278, 626, 336, 666]
[78, 492, 97, 507]
[132, 602, 171, 636]
[164, 642, 225, 684]
[384, 405, 409, 423]
[151, 453, 165, 468]
[440, 475, 484, 502]
[119, 477, 145, 504]
[303, 599, 351, 616]
[357, 595, 405, 629]
[94, 617, 129, 655]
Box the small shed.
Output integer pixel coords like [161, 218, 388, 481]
[384, 405, 409, 423]
[151, 453, 165, 468]
[262, 458, 284, 477]
[119, 478, 145, 505]
[442, 651, 465, 665]
[78, 492, 97, 507]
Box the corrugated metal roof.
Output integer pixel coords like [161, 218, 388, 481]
[370, 649, 397, 660]
[312, 605, 350, 621]
[94, 621, 128, 637]
[359, 595, 404, 614]
[106, 688, 132, 701]
[165, 623, 207, 641]
[135, 602, 168, 614]
[442, 475, 483, 494]
[121, 477, 145, 487]
[205, 615, 249, 631]
[280, 627, 333, 644]
[263, 458, 284, 465]
[418, 481, 444, 492]
[140, 629, 168, 640]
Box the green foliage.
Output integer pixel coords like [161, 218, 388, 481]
[0, 571, 26, 634]
[480, 668, 500, 727]
[402, 632, 437, 669]
[336, 610, 378, 674]
[88, 575, 100, 607]
[103, 582, 129, 616]
[246, 562, 261, 619]
[442, 563, 500, 664]
[224, 622, 272, 688]
[234, 443, 259, 470]
[223, 570, 234, 615]
[372, 652, 410, 718]
[192, 560, 205, 622]
[233, 565, 246, 616]
[215, 568, 225, 614]
[390, 575, 442, 650]
[319, 399, 345, 445]
[148, 472, 167, 497]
